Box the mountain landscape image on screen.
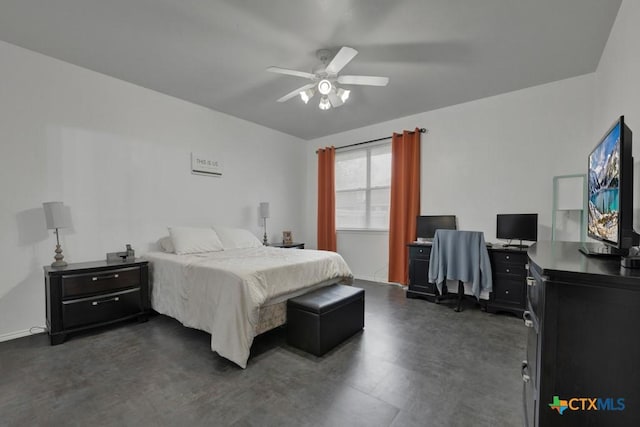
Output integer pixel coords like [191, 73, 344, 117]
[588, 125, 620, 242]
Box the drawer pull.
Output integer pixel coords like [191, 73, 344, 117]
[91, 296, 120, 306]
[505, 255, 510, 260]
[526, 277, 536, 287]
[523, 311, 534, 328]
[505, 268, 510, 273]
[521, 361, 530, 383]
[92, 274, 120, 281]
[505, 290, 510, 295]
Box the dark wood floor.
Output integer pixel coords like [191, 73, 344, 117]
[0, 280, 526, 426]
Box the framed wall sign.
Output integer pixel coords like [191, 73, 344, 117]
[191, 152, 223, 177]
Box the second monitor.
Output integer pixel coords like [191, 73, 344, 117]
[496, 213, 538, 248]
[416, 215, 457, 240]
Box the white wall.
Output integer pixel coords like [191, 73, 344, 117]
[0, 41, 306, 340]
[593, 0, 640, 227]
[6, 0, 637, 336]
[305, 74, 595, 281]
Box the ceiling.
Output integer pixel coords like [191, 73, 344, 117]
[0, 0, 622, 140]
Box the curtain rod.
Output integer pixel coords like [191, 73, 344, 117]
[316, 128, 427, 153]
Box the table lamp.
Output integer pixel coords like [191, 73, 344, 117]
[260, 202, 270, 245]
[43, 201, 70, 267]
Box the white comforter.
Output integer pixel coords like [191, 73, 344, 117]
[144, 247, 353, 368]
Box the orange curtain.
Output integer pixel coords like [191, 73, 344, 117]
[388, 129, 421, 284]
[317, 146, 337, 251]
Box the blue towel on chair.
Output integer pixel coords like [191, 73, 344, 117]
[428, 229, 492, 299]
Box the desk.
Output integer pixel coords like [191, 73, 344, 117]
[406, 242, 528, 316]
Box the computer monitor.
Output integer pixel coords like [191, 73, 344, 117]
[496, 213, 538, 248]
[416, 215, 457, 239]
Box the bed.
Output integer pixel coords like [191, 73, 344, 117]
[144, 240, 353, 368]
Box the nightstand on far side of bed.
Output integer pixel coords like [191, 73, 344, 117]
[268, 242, 305, 249]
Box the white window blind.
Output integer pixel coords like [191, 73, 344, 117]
[335, 143, 391, 230]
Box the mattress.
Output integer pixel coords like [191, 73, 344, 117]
[144, 247, 353, 368]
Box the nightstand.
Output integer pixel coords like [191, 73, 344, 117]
[269, 242, 305, 249]
[44, 259, 149, 345]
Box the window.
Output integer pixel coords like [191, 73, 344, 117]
[335, 143, 391, 230]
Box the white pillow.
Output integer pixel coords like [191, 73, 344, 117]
[158, 236, 175, 253]
[213, 226, 263, 250]
[168, 226, 224, 255]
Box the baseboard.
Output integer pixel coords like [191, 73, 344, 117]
[0, 329, 40, 343]
[355, 275, 392, 284]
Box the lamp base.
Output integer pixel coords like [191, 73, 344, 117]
[52, 244, 67, 268]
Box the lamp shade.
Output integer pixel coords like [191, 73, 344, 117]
[259, 202, 270, 219]
[43, 201, 70, 229]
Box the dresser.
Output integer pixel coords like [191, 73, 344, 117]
[406, 243, 528, 316]
[44, 259, 149, 345]
[524, 241, 640, 426]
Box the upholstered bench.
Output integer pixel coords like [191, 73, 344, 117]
[287, 284, 364, 356]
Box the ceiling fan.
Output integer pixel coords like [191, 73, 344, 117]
[267, 46, 389, 110]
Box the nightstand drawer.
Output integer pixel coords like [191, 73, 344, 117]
[492, 252, 527, 264]
[493, 277, 525, 305]
[62, 287, 142, 329]
[62, 267, 140, 298]
[492, 262, 526, 277]
[409, 245, 431, 260]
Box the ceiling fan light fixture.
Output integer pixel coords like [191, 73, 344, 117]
[300, 88, 315, 104]
[318, 96, 331, 110]
[268, 46, 389, 111]
[337, 88, 350, 103]
[318, 79, 332, 96]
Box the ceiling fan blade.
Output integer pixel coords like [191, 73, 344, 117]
[277, 83, 315, 103]
[328, 91, 343, 108]
[338, 75, 389, 86]
[266, 66, 315, 80]
[325, 47, 358, 75]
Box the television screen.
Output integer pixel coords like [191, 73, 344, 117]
[496, 214, 538, 242]
[416, 215, 457, 239]
[587, 121, 621, 245]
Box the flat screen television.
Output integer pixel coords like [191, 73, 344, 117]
[416, 215, 457, 240]
[583, 116, 637, 255]
[496, 214, 538, 248]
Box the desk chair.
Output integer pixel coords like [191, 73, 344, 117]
[427, 229, 492, 312]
